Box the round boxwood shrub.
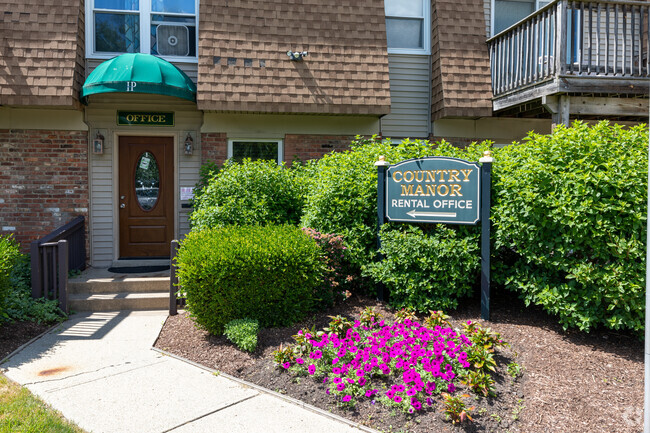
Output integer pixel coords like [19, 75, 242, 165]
[176, 224, 325, 334]
[191, 159, 306, 229]
[492, 121, 648, 334]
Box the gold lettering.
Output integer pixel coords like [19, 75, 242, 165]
[460, 169, 473, 182]
[393, 171, 403, 182]
[415, 171, 424, 182]
[436, 170, 449, 182]
[425, 170, 436, 182]
[426, 185, 436, 196]
[415, 185, 425, 196]
[126, 114, 135, 122]
[403, 171, 414, 182]
[437, 184, 450, 196]
[449, 170, 461, 182]
[401, 184, 414, 196]
[450, 184, 462, 197]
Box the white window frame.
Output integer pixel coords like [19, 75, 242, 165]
[85, 0, 199, 63]
[227, 139, 284, 164]
[385, 0, 431, 55]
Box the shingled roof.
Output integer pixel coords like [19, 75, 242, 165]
[0, 0, 85, 108]
[431, 0, 493, 120]
[197, 0, 391, 115]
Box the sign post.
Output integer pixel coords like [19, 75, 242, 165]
[479, 151, 494, 320]
[375, 156, 390, 301]
[375, 151, 494, 319]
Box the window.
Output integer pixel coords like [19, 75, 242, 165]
[227, 140, 283, 164]
[384, 0, 430, 54]
[87, 0, 198, 60]
[492, 0, 550, 35]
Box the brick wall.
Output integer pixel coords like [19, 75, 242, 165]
[284, 135, 353, 165]
[200, 132, 227, 166]
[0, 130, 89, 250]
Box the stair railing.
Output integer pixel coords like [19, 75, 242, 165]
[30, 216, 86, 314]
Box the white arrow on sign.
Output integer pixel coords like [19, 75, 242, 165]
[406, 210, 457, 218]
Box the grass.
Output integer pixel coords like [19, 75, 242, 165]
[0, 373, 85, 433]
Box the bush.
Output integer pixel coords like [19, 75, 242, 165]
[190, 159, 307, 230]
[302, 228, 357, 306]
[176, 225, 325, 334]
[0, 238, 63, 324]
[364, 224, 480, 312]
[224, 318, 259, 352]
[301, 135, 490, 301]
[0, 235, 21, 318]
[492, 121, 649, 333]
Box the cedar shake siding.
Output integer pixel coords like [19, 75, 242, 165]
[197, 0, 392, 115]
[431, 0, 493, 120]
[0, 0, 85, 108]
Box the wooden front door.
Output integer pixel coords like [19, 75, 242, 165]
[118, 136, 174, 258]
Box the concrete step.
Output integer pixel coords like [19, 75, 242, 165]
[68, 276, 170, 294]
[68, 292, 169, 312]
[67, 266, 172, 312]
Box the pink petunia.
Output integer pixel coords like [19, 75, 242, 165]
[308, 364, 316, 375]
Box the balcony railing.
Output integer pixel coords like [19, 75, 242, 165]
[488, 0, 650, 99]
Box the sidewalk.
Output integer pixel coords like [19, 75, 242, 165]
[1, 311, 373, 433]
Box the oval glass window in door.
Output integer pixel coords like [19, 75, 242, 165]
[134, 151, 160, 211]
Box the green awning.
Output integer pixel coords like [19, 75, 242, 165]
[81, 53, 196, 103]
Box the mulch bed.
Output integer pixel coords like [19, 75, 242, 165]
[0, 321, 52, 361]
[154, 292, 644, 433]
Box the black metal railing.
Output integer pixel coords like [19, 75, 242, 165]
[30, 216, 86, 314]
[169, 240, 185, 315]
[488, 0, 650, 97]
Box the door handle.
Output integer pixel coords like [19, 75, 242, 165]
[120, 203, 126, 209]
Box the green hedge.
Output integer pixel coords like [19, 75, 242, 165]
[191, 159, 306, 230]
[176, 225, 325, 334]
[492, 121, 648, 333]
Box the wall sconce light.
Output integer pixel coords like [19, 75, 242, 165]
[184, 133, 194, 155]
[92, 131, 104, 154]
[287, 50, 308, 61]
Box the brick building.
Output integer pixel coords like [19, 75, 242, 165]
[1, 0, 648, 266]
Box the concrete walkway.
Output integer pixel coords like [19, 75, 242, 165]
[1, 311, 373, 433]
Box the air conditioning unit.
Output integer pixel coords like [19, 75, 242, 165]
[156, 24, 190, 56]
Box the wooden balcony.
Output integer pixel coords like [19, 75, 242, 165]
[487, 0, 649, 123]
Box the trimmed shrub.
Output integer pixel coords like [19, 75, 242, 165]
[224, 318, 259, 352]
[492, 121, 648, 333]
[364, 224, 480, 312]
[190, 159, 306, 229]
[0, 235, 21, 319]
[176, 225, 325, 334]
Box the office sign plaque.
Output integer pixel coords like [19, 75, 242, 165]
[385, 157, 480, 225]
[117, 111, 174, 126]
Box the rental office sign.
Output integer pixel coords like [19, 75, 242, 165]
[375, 153, 493, 320]
[385, 157, 480, 224]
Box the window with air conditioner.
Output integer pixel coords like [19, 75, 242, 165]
[384, 0, 430, 54]
[87, 0, 198, 61]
